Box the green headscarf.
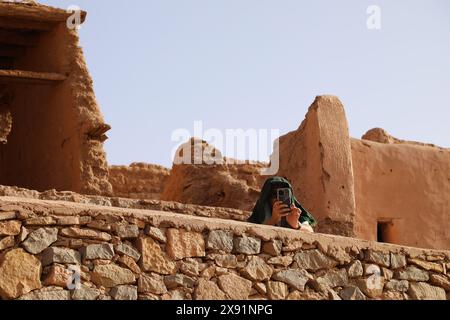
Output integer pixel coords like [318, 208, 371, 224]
[248, 176, 317, 228]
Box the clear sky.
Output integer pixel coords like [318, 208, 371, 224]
[40, 0, 450, 167]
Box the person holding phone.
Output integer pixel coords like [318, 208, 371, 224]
[248, 176, 316, 232]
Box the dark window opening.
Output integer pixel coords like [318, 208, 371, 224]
[377, 220, 397, 244]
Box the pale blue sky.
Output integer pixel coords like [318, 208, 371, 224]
[41, 0, 450, 167]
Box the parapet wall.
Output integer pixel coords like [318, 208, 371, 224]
[0, 2, 112, 196]
[0, 185, 249, 222]
[1, 196, 449, 300]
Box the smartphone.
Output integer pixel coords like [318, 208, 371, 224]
[277, 188, 292, 207]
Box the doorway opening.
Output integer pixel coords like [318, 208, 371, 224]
[0, 17, 80, 192]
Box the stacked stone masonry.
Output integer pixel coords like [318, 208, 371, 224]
[0, 196, 449, 300]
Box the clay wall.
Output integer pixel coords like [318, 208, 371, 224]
[0, 196, 449, 300]
[0, 2, 112, 195]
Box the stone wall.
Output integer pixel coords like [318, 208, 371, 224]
[0, 196, 449, 300]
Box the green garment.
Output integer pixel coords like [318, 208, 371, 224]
[248, 176, 317, 228]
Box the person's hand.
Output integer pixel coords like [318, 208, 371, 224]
[286, 206, 301, 229]
[268, 201, 291, 225]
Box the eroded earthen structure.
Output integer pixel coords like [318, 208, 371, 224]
[274, 96, 450, 251]
[0, 1, 449, 301]
[0, 196, 449, 301]
[0, 1, 112, 195]
[109, 163, 170, 200]
[160, 138, 268, 212]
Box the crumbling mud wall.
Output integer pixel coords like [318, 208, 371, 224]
[0, 2, 112, 195]
[272, 96, 357, 237]
[0, 185, 251, 222]
[352, 130, 450, 250]
[270, 96, 450, 251]
[109, 163, 171, 200]
[0, 196, 449, 300]
[161, 139, 268, 212]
